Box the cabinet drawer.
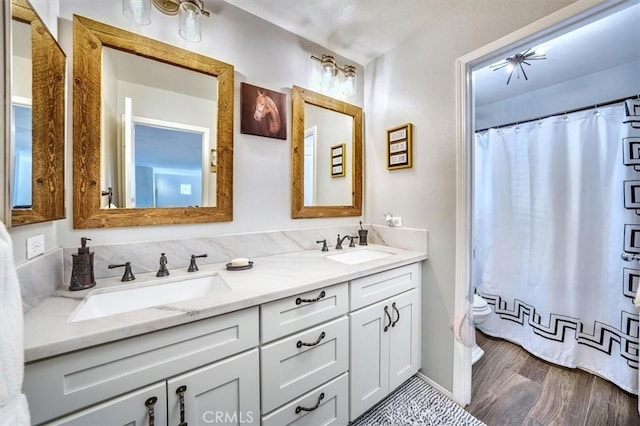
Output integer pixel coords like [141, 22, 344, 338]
[24, 307, 259, 425]
[260, 282, 348, 343]
[350, 263, 420, 310]
[260, 316, 348, 413]
[262, 373, 348, 426]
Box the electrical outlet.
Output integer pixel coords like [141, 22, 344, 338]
[391, 217, 403, 227]
[26, 234, 45, 259]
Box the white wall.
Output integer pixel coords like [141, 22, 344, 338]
[364, 0, 575, 393]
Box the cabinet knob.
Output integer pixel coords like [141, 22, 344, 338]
[391, 302, 400, 327]
[176, 385, 188, 426]
[383, 305, 392, 332]
[145, 396, 157, 426]
[295, 392, 325, 414]
[296, 331, 326, 348]
[296, 290, 326, 305]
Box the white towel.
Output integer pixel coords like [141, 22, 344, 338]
[0, 221, 30, 425]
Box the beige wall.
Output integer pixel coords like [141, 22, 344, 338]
[363, 0, 576, 392]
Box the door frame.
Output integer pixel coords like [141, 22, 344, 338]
[452, 0, 632, 405]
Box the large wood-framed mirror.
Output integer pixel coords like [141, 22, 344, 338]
[73, 15, 234, 228]
[10, 0, 65, 226]
[291, 85, 362, 218]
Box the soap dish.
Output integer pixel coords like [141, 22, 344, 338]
[226, 261, 253, 271]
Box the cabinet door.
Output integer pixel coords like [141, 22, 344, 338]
[51, 382, 167, 426]
[389, 289, 421, 390]
[167, 349, 260, 426]
[349, 299, 390, 421]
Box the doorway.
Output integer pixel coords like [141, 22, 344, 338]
[453, 0, 640, 406]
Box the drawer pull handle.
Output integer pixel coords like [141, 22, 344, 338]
[297, 331, 326, 348]
[295, 392, 325, 414]
[391, 302, 400, 327]
[145, 396, 157, 426]
[176, 385, 188, 426]
[296, 290, 326, 305]
[384, 305, 392, 332]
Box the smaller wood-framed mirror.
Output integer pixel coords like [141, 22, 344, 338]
[11, 0, 65, 226]
[291, 85, 362, 218]
[73, 15, 234, 228]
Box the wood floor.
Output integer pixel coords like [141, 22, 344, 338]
[465, 331, 640, 426]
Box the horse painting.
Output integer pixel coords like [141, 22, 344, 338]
[253, 91, 282, 136]
[240, 83, 287, 140]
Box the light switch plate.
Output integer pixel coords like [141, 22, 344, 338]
[26, 234, 45, 259]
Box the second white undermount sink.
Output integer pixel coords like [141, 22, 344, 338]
[69, 273, 230, 322]
[326, 248, 395, 265]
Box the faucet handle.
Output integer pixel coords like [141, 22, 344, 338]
[316, 239, 329, 252]
[188, 254, 208, 272]
[349, 236, 358, 248]
[108, 262, 135, 282]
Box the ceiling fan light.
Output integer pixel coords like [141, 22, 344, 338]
[123, 0, 151, 25]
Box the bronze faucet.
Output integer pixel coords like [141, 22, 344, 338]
[335, 234, 351, 250]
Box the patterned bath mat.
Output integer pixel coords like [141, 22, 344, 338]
[350, 376, 485, 426]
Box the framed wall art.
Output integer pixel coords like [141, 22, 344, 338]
[387, 123, 413, 170]
[331, 143, 346, 178]
[240, 83, 287, 140]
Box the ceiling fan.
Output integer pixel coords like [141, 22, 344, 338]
[491, 48, 547, 85]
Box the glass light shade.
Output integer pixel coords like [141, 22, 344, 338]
[342, 66, 357, 96]
[320, 55, 336, 90]
[123, 0, 151, 25]
[179, 1, 202, 42]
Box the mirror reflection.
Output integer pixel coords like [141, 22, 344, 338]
[73, 15, 234, 228]
[303, 103, 353, 206]
[11, 0, 66, 226]
[11, 20, 32, 208]
[100, 47, 218, 209]
[291, 85, 362, 218]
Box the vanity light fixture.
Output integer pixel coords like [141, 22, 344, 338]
[311, 54, 357, 96]
[490, 47, 547, 85]
[123, 0, 210, 42]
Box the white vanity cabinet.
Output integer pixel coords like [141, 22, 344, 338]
[349, 264, 421, 421]
[24, 307, 259, 425]
[260, 283, 350, 423]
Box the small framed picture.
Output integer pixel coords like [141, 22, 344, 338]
[331, 143, 346, 178]
[387, 123, 412, 170]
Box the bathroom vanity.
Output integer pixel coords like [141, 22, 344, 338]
[22, 244, 426, 425]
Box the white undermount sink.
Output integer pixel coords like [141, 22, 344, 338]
[69, 273, 230, 322]
[326, 248, 395, 265]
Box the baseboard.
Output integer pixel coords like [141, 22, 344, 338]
[415, 372, 455, 401]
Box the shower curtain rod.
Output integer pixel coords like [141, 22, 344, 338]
[475, 93, 640, 133]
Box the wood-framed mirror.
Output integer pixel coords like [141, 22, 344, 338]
[291, 85, 362, 218]
[73, 15, 234, 228]
[10, 0, 65, 226]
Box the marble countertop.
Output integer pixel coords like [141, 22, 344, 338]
[24, 244, 427, 362]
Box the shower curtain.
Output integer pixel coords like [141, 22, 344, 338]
[473, 99, 640, 394]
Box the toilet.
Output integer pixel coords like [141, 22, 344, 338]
[472, 294, 492, 364]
